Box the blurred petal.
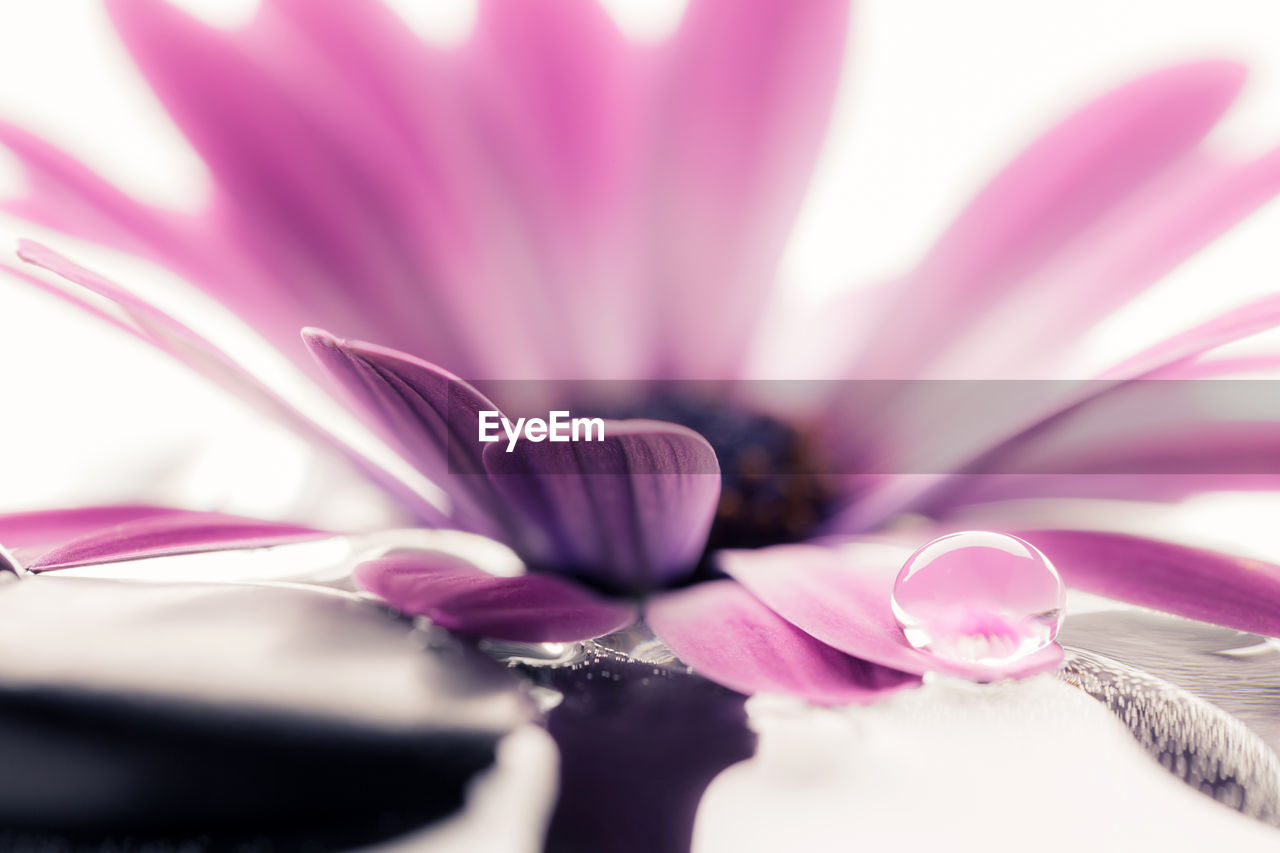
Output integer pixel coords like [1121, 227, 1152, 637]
[0, 123, 191, 258]
[854, 61, 1247, 379]
[720, 541, 1064, 680]
[355, 552, 636, 643]
[105, 0, 496, 375]
[1103, 290, 1280, 380]
[14, 244, 447, 523]
[460, 0, 652, 376]
[303, 330, 509, 536]
[652, 0, 850, 377]
[1018, 530, 1280, 637]
[0, 505, 325, 572]
[646, 580, 919, 705]
[842, 287, 1280, 525]
[925, 379, 1280, 507]
[483, 421, 720, 591]
[923, 147, 1280, 379]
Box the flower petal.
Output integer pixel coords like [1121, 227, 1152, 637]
[104, 0, 484, 371]
[1017, 530, 1280, 637]
[646, 580, 919, 705]
[720, 541, 1064, 680]
[15, 243, 448, 523]
[0, 122, 192, 258]
[920, 379, 1280, 507]
[0, 505, 326, 573]
[483, 421, 720, 592]
[854, 60, 1247, 379]
[652, 0, 850, 377]
[355, 553, 636, 643]
[1102, 289, 1280, 381]
[460, 0, 652, 377]
[303, 329, 513, 538]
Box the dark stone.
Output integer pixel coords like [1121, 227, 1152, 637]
[0, 576, 532, 851]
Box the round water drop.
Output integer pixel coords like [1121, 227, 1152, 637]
[891, 531, 1065, 667]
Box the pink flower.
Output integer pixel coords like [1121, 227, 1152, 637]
[4, 0, 1280, 705]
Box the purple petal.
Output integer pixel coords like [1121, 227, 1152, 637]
[651, 0, 850, 377]
[15, 243, 446, 524]
[483, 421, 720, 592]
[646, 580, 919, 705]
[303, 329, 510, 537]
[720, 542, 1064, 680]
[0, 506, 325, 572]
[853, 61, 1247, 379]
[1016, 529, 1280, 637]
[355, 553, 636, 643]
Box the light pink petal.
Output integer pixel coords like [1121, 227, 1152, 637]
[651, 0, 850, 377]
[838, 285, 1280, 527]
[483, 421, 720, 592]
[302, 329, 510, 537]
[1017, 530, 1280, 637]
[16, 242, 446, 524]
[853, 61, 1247, 379]
[355, 552, 636, 643]
[0, 123, 193, 258]
[646, 580, 920, 705]
[0, 505, 325, 573]
[917, 147, 1280, 380]
[1102, 289, 1280, 380]
[720, 542, 1063, 680]
[923, 379, 1280, 507]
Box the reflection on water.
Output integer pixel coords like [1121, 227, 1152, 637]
[511, 631, 756, 853]
[1061, 612, 1280, 824]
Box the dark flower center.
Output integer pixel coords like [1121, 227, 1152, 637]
[595, 391, 840, 572]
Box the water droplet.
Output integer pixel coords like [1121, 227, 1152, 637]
[891, 531, 1065, 666]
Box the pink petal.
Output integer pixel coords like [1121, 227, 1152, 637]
[16, 243, 446, 524]
[651, 0, 850, 377]
[720, 541, 1063, 680]
[459, 0, 653, 377]
[483, 421, 720, 592]
[303, 329, 510, 537]
[0, 506, 325, 573]
[355, 552, 636, 643]
[1017, 530, 1280, 637]
[646, 580, 919, 705]
[104, 0, 502, 377]
[854, 60, 1247, 379]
